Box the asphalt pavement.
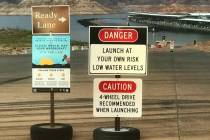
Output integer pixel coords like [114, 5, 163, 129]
[0, 48, 210, 140]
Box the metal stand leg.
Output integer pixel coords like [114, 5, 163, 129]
[115, 117, 120, 131]
[115, 75, 121, 131]
[50, 91, 55, 127]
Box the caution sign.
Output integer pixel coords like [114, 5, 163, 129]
[32, 5, 70, 34]
[89, 26, 148, 75]
[93, 78, 142, 117]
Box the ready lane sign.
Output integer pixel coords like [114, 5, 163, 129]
[89, 26, 148, 75]
[32, 5, 70, 34]
[94, 78, 142, 117]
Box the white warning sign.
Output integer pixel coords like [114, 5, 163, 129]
[89, 26, 148, 75]
[93, 78, 142, 118]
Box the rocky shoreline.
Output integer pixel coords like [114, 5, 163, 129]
[0, 46, 31, 56]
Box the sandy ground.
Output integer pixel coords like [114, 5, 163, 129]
[1, 46, 210, 139]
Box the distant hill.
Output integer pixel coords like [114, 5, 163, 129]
[96, 0, 210, 5]
[95, 0, 210, 13]
[0, 0, 111, 15]
[1, 0, 210, 15]
[2, 0, 210, 5]
[2, 0, 210, 6]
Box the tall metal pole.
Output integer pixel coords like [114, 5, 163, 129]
[50, 90, 55, 127]
[115, 75, 121, 131]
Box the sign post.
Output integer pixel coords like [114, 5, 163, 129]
[115, 75, 120, 132]
[31, 5, 73, 140]
[115, 117, 120, 131]
[50, 90, 55, 127]
[93, 78, 143, 139]
[90, 26, 148, 140]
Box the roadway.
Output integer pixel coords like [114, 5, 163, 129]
[0, 55, 31, 85]
[0, 47, 210, 140]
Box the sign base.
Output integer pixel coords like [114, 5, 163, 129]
[31, 123, 73, 140]
[93, 127, 140, 140]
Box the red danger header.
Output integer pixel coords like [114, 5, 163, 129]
[98, 28, 138, 43]
[99, 81, 136, 93]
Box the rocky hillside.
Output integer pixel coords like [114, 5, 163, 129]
[96, 0, 210, 5]
[96, 0, 210, 13]
[0, 0, 112, 15]
[3, 0, 210, 5]
[1, 0, 210, 15]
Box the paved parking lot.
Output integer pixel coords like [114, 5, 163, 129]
[0, 48, 210, 140]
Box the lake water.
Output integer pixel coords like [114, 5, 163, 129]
[0, 14, 210, 46]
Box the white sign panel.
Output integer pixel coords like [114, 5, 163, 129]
[89, 26, 148, 75]
[90, 44, 146, 74]
[93, 78, 142, 117]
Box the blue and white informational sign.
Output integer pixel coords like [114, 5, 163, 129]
[32, 35, 70, 92]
